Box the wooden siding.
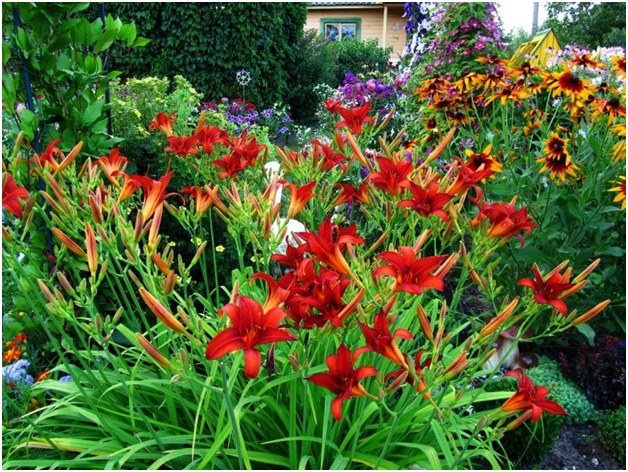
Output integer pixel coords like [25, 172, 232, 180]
[305, 5, 407, 60]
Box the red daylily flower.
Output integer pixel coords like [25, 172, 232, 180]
[296, 218, 364, 275]
[95, 149, 129, 186]
[311, 139, 349, 172]
[284, 181, 317, 219]
[181, 185, 219, 217]
[368, 156, 413, 196]
[148, 112, 176, 137]
[2, 173, 29, 218]
[518, 265, 576, 315]
[502, 368, 567, 422]
[205, 295, 297, 378]
[195, 125, 228, 154]
[333, 182, 370, 206]
[271, 241, 308, 269]
[324, 98, 341, 114]
[473, 200, 537, 247]
[212, 152, 244, 179]
[397, 181, 454, 221]
[335, 102, 375, 135]
[164, 135, 200, 157]
[373, 246, 447, 295]
[356, 310, 412, 365]
[228, 131, 265, 168]
[307, 344, 377, 421]
[446, 158, 495, 195]
[138, 171, 177, 220]
[27, 139, 63, 171]
[281, 259, 361, 329]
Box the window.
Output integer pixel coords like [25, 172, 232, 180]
[321, 18, 361, 41]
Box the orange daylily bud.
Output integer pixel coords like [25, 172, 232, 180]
[413, 229, 433, 253]
[139, 287, 186, 334]
[56, 271, 75, 296]
[573, 259, 601, 284]
[163, 270, 176, 295]
[479, 297, 520, 339]
[417, 305, 434, 342]
[151, 253, 171, 275]
[136, 333, 175, 369]
[38, 280, 55, 303]
[40, 191, 64, 214]
[148, 205, 163, 248]
[51, 228, 86, 256]
[569, 299, 611, 326]
[85, 223, 98, 276]
[425, 127, 456, 165]
[88, 194, 103, 225]
[365, 230, 388, 256]
[433, 252, 458, 279]
[133, 212, 144, 243]
[344, 131, 373, 172]
[55, 141, 83, 174]
[443, 351, 468, 377]
[559, 280, 586, 299]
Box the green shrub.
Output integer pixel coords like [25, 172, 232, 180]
[328, 39, 393, 86]
[285, 29, 338, 124]
[595, 407, 626, 463]
[527, 357, 599, 425]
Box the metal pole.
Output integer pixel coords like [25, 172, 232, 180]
[532, 2, 539, 35]
[100, 3, 113, 137]
[12, 5, 53, 254]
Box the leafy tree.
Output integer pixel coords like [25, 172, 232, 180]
[542, 2, 626, 49]
[502, 27, 533, 57]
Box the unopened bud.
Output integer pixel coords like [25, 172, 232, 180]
[136, 333, 175, 369]
[37, 279, 55, 303]
[139, 287, 186, 334]
[417, 305, 433, 342]
[569, 299, 611, 327]
[163, 270, 176, 295]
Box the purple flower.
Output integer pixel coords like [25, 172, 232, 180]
[3, 359, 33, 385]
[59, 375, 72, 382]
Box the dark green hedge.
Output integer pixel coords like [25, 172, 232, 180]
[104, 3, 306, 108]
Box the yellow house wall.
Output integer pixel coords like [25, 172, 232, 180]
[305, 6, 407, 60]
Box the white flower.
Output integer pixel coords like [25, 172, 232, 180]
[270, 218, 306, 256]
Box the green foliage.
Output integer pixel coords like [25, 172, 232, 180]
[285, 29, 338, 124]
[542, 2, 626, 48]
[483, 376, 564, 469]
[2, 2, 146, 155]
[105, 3, 307, 109]
[327, 39, 392, 87]
[502, 27, 533, 57]
[595, 407, 626, 463]
[527, 357, 599, 425]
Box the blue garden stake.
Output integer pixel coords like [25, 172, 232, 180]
[12, 5, 54, 254]
[100, 3, 113, 137]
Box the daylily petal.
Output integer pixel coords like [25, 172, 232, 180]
[205, 328, 247, 360]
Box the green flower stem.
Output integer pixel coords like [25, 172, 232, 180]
[220, 362, 249, 470]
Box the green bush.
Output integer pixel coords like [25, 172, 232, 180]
[328, 39, 393, 86]
[595, 407, 626, 463]
[285, 29, 338, 124]
[527, 357, 599, 425]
